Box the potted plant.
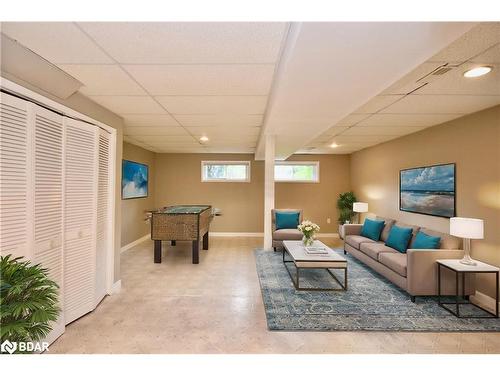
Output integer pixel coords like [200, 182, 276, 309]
[337, 191, 357, 239]
[1, 255, 60, 354]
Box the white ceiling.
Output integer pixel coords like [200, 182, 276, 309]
[1, 22, 500, 156]
[299, 23, 500, 155]
[1, 22, 287, 153]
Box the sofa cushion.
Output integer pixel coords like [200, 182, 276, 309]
[376, 216, 395, 242]
[275, 211, 300, 230]
[412, 231, 440, 249]
[345, 235, 375, 250]
[393, 221, 421, 248]
[360, 218, 385, 241]
[418, 227, 461, 249]
[385, 225, 413, 253]
[273, 228, 302, 241]
[359, 242, 398, 260]
[379, 252, 407, 277]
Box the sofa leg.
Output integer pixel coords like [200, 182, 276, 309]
[343, 248, 347, 255]
[410, 296, 416, 303]
[273, 247, 276, 252]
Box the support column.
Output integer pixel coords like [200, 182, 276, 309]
[263, 135, 275, 249]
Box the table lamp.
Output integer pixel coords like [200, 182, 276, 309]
[353, 202, 368, 224]
[450, 217, 484, 266]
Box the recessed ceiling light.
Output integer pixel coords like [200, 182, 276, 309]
[463, 66, 492, 78]
[329, 142, 339, 148]
[199, 136, 209, 142]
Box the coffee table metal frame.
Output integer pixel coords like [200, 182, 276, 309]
[282, 243, 347, 292]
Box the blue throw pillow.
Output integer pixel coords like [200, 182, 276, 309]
[360, 218, 385, 241]
[385, 225, 413, 253]
[275, 211, 300, 230]
[412, 231, 441, 249]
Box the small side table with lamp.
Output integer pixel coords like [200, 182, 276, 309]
[437, 217, 499, 318]
[353, 202, 368, 224]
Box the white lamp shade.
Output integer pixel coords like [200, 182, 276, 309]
[450, 217, 484, 239]
[353, 202, 368, 213]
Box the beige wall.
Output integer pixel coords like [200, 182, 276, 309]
[154, 153, 265, 232]
[276, 154, 351, 233]
[121, 142, 156, 247]
[350, 105, 500, 299]
[2, 73, 124, 283]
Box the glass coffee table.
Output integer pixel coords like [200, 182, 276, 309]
[282, 240, 348, 291]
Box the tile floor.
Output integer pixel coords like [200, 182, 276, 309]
[48, 237, 500, 353]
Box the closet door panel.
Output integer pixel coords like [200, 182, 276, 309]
[0, 93, 30, 259]
[64, 118, 98, 324]
[95, 130, 111, 304]
[33, 105, 65, 341]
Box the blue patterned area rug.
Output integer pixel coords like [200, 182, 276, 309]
[255, 248, 500, 331]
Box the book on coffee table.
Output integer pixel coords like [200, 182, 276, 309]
[304, 246, 329, 255]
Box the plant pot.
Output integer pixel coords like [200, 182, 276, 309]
[338, 224, 344, 240]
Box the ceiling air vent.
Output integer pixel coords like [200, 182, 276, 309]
[431, 66, 454, 76]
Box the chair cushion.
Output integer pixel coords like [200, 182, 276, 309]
[379, 252, 408, 277]
[360, 218, 385, 241]
[359, 242, 398, 260]
[345, 235, 375, 250]
[275, 211, 300, 230]
[418, 227, 461, 249]
[412, 231, 440, 249]
[385, 225, 413, 253]
[272, 228, 303, 241]
[376, 216, 395, 242]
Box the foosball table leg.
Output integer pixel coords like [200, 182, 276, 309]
[192, 240, 200, 264]
[154, 240, 162, 263]
[202, 232, 209, 250]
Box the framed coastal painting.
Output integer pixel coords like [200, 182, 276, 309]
[399, 163, 456, 218]
[122, 160, 148, 199]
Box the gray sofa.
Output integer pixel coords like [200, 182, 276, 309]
[272, 209, 303, 251]
[344, 216, 475, 301]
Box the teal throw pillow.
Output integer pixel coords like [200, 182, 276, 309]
[385, 225, 413, 253]
[360, 218, 385, 241]
[275, 211, 300, 230]
[412, 231, 441, 249]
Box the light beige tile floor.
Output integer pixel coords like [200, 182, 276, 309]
[49, 237, 500, 353]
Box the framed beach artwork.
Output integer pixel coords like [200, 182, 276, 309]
[399, 163, 456, 218]
[122, 160, 148, 199]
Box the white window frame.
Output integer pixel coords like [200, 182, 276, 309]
[201, 160, 251, 182]
[274, 161, 320, 183]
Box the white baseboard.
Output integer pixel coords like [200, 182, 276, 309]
[210, 232, 263, 237]
[111, 280, 121, 294]
[470, 290, 500, 314]
[120, 234, 150, 253]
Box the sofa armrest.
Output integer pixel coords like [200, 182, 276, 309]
[407, 249, 474, 296]
[343, 224, 362, 236]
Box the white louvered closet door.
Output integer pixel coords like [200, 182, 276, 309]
[95, 129, 111, 305]
[64, 117, 98, 324]
[0, 93, 31, 260]
[32, 104, 66, 341]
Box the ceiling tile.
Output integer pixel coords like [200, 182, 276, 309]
[332, 135, 399, 143]
[342, 126, 426, 136]
[335, 114, 370, 126]
[78, 22, 286, 64]
[186, 126, 261, 137]
[322, 126, 350, 136]
[470, 43, 500, 63]
[122, 114, 180, 127]
[380, 62, 446, 95]
[58, 64, 146, 95]
[1, 22, 113, 64]
[356, 113, 463, 127]
[124, 127, 192, 136]
[204, 147, 256, 153]
[175, 114, 263, 127]
[380, 94, 500, 114]
[416, 62, 500, 96]
[89, 96, 166, 114]
[428, 23, 500, 63]
[124, 64, 275, 95]
[156, 95, 268, 115]
[354, 95, 404, 114]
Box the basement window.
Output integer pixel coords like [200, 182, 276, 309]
[201, 161, 251, 182]
[274, 161, 320, 183]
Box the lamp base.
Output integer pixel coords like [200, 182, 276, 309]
[459, 254, 477, 266]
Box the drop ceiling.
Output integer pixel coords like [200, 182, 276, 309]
[1, 22, 499, 156]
